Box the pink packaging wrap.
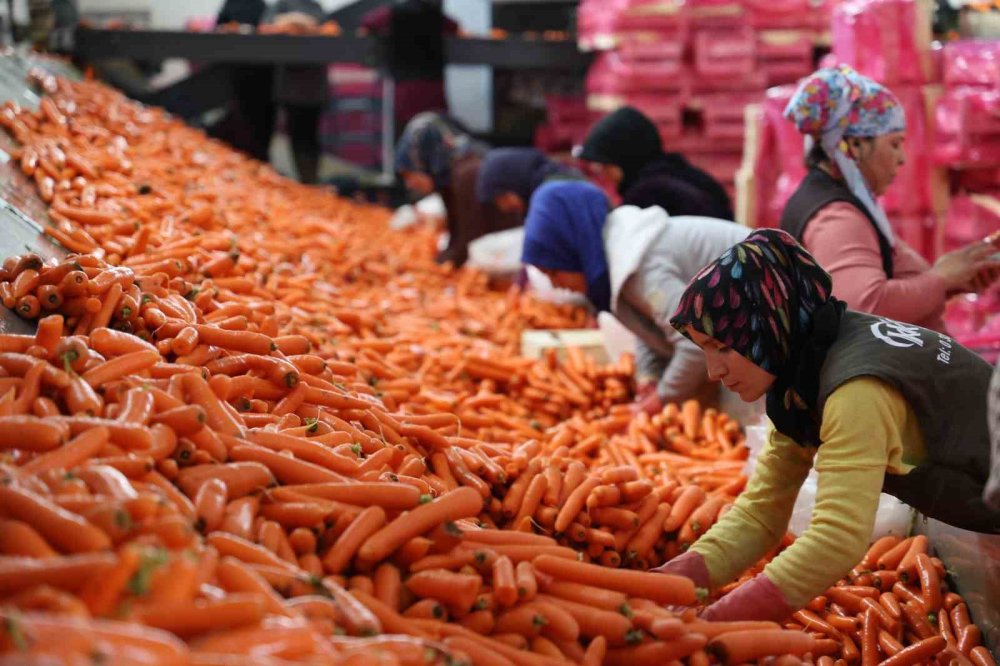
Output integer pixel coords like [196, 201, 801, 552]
[694, 28, 758, 77]
[944, 195, 1000, 252]
[942, 40, 1000, 88]
[586, 52, 688, 95]
[934, 87, 1000, 167]
[832, 0, 927, 85]
[755, 86, 806, 227]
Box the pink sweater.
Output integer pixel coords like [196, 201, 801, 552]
[802, 202, 947, 332]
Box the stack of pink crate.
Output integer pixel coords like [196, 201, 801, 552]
[571, 0, 825, 200]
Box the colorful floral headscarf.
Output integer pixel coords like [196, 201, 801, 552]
[784, 65, 906, 245]
[670, 229, 845, 446]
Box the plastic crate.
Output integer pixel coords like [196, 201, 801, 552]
[694, 28, 758, 77]
[934, 87, 1000, 168]
[942, 40, 1000, 88]
[745, 0, 830, 30]
[577, 0, 689, 49]
[586, 52, 688, 95]
[944, 195, 1000, 251]
[831, 0, 930, 85]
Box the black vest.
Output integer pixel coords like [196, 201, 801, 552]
[382, 2, 446, 81]
[781, 168, 895, 279]
[816, 311, 998, 533]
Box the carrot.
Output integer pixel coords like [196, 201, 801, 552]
[0, 552, 116, 593]
[357, 487, 483, 564]
[554, 477, 601, 533]
[914, 552, 941, 613]
[970, 646, 997, 666]
[0, 519, 58, 558]
[493, 555, 518, 607]
[0, 485, 111, 553]
[896, 535, 928, 582]
[0, 415, 70, 451]
[533, 554, 696, 605]
[879, 636, 946, 666]
[663, 485, 706, 532]
[444, 636, 516, 666]
[877, 537, 914, 570]
[405, 569, 482, 615]
[515, 560, 537, 601]
[193, 478, 228, 533]
[604, 634, 709, 665]
[861, 535, 902, 569]
[183, 373, 244, 436]
[861, 607, 879, 666]
[135, 594, 266, 637]
[707, 630, 817, 665]
[322, 506, 387, 575]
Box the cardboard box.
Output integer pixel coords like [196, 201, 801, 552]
[520, 329, 610, 364]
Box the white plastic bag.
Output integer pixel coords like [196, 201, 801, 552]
[597, 312, 637, 363]
[788, 473, 913, 539]
[390, 193, 446, 230]
[743, 423, 914, 538]
[525, 266, 590, 307]
[467, 227, 525, 277]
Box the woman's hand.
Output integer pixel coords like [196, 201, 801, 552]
[699, 573, 794, 622]
[932, 239, 1000, 295]
[631, 382, 662, 416]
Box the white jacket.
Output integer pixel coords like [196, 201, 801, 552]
[604, 206, 750, 403]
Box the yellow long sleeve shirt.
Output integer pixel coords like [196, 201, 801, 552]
[690, 376, 926, 609]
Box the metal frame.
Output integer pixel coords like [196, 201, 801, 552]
[73, 29, 592, 71]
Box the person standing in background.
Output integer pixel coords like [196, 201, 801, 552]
[361, 0, 458, 135]
[212, 0, 326, 184]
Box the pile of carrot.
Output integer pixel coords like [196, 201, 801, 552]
[0, 73, 992, 665]
[771, 535, 996, 666]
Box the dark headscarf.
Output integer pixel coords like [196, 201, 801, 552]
[521, 181, 612, 312]
[475, 148, 578, 205]
[670, 229, 845, 446]
[394, 112, 487, 189]
[579, 107, 733, 218]
[578, 107, 662, 195]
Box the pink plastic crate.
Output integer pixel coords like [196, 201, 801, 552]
[586, 52, 688, 95]
[832, 0, 928, 85]
[933, 87, 1000, 168]
[944, 195, 1000, 251]
[688, 67, 768, 94]
[942, 40, 1000, 88]
[687, 0, 746, 30]
[694, 29, 757, 76]
[756, 31, 814, 85]
[577, 0, 689, 48]
[745, 0, 829, 29]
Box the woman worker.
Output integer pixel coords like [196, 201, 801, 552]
[781, 65, 998, 331]
[394, 112, 509, 266]
[654, 228, 999, 622]
[577, 106, 733, 219]
[521, 180, 749, 413]
[475, 147, 581, 218]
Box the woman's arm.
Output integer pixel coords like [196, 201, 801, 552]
[802, 203, 946, 325]
[689, 427, 814, 588]
[634, 337, 667, 387]
[700, 377, 909, 621]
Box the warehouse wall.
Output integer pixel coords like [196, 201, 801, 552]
[77, 0, 493, 132]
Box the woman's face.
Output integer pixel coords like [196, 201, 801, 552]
[849, 132, 906, 196]
[686, 327, 777, 402]
[494, 192, 525, 216]
[540, 268, 587, 294]
[582, 161, 623, 187]
[402, 171, 435, 197]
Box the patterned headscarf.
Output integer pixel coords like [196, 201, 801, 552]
[521, 180, 612, 312]
[784, 65, 906, 245]
[394, 112, 487, 189]
[670, 229, 845, 446]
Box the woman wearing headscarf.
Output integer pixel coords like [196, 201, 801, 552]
[653, 228, 998, 622]
[521, 180, 749, 411]
[394, 112, 513, 266]
[577, 106, 733, 219]
[475, 147, 582, 218]
[782, 65, 999, 331]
